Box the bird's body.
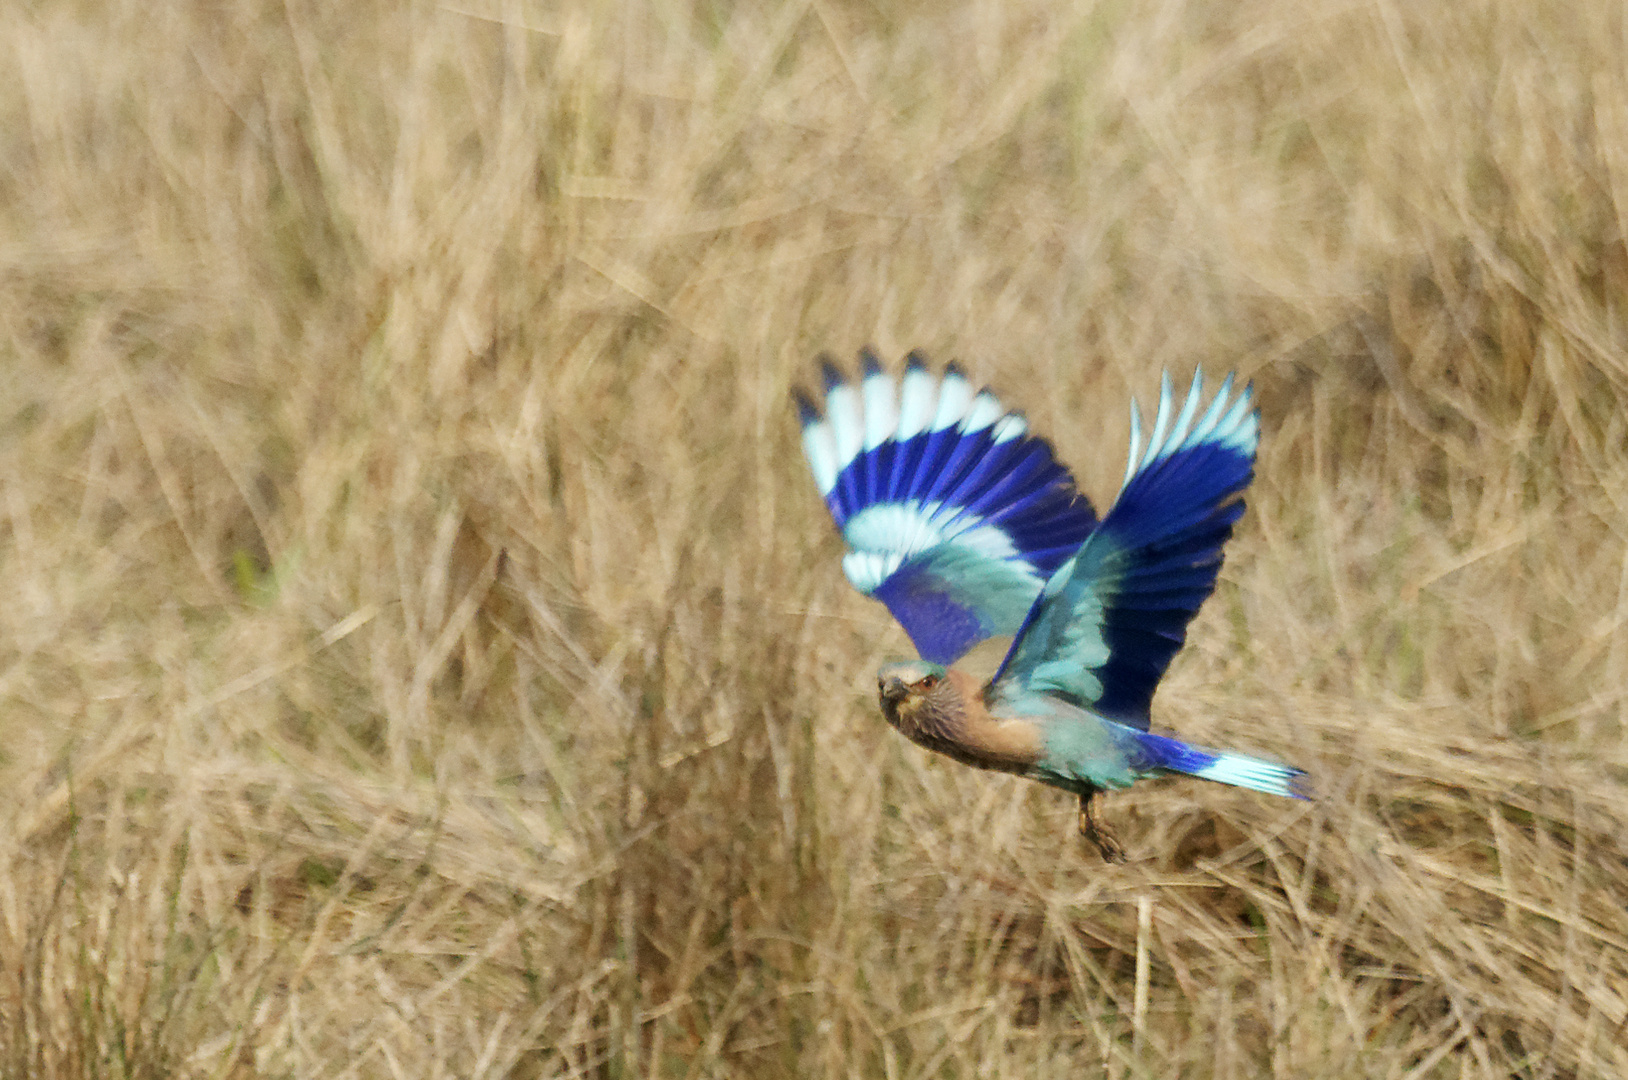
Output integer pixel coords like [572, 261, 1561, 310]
[797, 350, 1307, 859]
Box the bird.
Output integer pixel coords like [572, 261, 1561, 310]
[794, 348, 1307, 860]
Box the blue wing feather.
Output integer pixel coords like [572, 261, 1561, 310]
[991, 371, 1259, 727]
[798, 351, 1099, 665]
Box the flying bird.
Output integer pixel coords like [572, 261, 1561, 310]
[795, 349, 1307, 860]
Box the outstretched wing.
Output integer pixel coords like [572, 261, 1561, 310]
[990, 370, 1258, 727]
[796, 349, 1099, 665]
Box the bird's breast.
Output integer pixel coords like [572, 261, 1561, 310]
[886, 669, 1045, 776]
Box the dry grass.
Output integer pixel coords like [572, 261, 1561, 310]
[1, 0, 1627, 1075]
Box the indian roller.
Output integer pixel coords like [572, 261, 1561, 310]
[795, 349, 1308, 860]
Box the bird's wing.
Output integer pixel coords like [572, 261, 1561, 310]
[796, 350, 1099, 665]
[989, 371, 1258, 728]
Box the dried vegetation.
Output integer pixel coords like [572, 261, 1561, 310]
[2, 0, 1627, 1076]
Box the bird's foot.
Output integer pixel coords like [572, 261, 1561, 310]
[1078, 791, 1125, 863]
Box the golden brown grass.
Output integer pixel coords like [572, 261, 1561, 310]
[2, 0, 1627, 1075]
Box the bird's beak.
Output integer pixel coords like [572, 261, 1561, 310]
[879, 674, 908, 704]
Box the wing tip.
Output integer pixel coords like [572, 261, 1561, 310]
[1122, 366, 1261, 487]
[793, 385, 821, 426]
[819, 355, 846, 392]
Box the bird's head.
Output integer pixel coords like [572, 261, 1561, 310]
[877, 660, 954, 733]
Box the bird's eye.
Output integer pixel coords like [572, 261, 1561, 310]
[919, 674, 939, 689]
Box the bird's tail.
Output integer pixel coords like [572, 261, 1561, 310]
[1133, 731, 1309, 799]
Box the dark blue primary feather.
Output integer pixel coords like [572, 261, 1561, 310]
[990, 371, 1259, 728]
[796, 350, 1099, 665]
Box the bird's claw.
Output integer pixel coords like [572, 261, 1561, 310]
[1078, 791, 1125, 863]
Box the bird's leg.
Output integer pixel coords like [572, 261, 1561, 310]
[1077, 788, 1125, 863]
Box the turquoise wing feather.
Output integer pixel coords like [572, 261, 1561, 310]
[990, 371, 1258, 727]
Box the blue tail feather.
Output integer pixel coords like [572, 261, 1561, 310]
[1134, 731, 1308, 799]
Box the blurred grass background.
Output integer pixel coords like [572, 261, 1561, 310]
[2, 0, 1627, 1075]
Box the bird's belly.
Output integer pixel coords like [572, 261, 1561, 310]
[1030, 717, 1140, 792]
[903, 727, 1036, 777]
[884, 709, 1042, 777]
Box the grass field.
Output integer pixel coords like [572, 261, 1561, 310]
[3, 0, 1628, 1075]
